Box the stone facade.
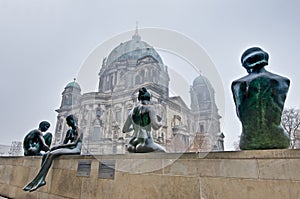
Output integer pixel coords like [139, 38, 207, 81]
[54, 30, 222, 154]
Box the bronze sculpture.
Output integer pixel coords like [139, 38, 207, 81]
[23, 115, 82, 192]
[231, 47, 290, 149]
[23, 121, 52, 156]
[122, 87, 166, 152]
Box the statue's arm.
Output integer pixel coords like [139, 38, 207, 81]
[62, 131, 69, 144]
[231, 82, 241, 118]
[51, 142, 72, 151]
[122, 112, 133, 133]
[37, 133, 50, 152]
[24, 130, 50, 152]
[51, 128, 82, 151]
[23, 133, 31, 150]
[149, 107, 162, 130]
[276, 78, 290, 108]
[71, 127, 82, 145]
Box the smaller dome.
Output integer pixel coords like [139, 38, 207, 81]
[65, 81, 81, 90]
[193, 75, 211, 87]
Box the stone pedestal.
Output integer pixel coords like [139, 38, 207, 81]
[1, 150, 300, 199]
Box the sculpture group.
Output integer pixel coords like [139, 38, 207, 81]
[23, 115, 82, 192]
[23, 87, 165, 191]
[23, 46, 291, 192]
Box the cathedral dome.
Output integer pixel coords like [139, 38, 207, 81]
[65, 80, 81, 90]
[106, 31, 163, 66]
[193, 75, 212, 88]
[191, 74, 217, 112]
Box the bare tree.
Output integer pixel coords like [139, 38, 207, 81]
[281, 108, 300, 149]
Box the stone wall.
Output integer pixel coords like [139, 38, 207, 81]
[1, 150, 300, 199]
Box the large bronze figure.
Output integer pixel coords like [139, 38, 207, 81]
[23, 115, 82, 192]
[23, 121, 52, 156]
[232, 47, 290, 149]
[122, 87, 166, 153]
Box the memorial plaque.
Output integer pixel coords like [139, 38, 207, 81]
[98, 160, 115, 179]
[77, 160, 92, 177]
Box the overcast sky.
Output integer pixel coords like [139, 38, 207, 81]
[0, 0, 299, 150]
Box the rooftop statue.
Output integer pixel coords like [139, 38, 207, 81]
[23, 115, 82, 192]
[122, 87, 166, 153]
[23, 121, 52, 156]
[232, 47, 290, 149]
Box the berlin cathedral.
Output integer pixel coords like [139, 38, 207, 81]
[54, 29, 224, 154]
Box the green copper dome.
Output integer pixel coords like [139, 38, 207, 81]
[65, 81, 81, 90]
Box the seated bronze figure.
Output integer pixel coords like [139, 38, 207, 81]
[122, 87, 166, 153]
[23, 121, 52, 156]
[231, 47, 290, 149]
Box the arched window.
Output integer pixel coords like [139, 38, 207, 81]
[92, 127, 100, 140]
[199, 124, 204, 133]
[135, 75, 141, 85]
[153, 70, 157, 82]
[115, 110, 121, 124]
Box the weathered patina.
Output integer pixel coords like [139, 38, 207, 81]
[232, 47, 290, 149]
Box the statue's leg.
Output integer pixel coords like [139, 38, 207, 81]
[24, 146, 80, 192]
[128, 137, 137, 146]
[23, 152, 56, 191]
[41, 152, 48, 166]
[43, 133, 53, 147]
[127, 145, 136, 152]
[30, 146, 81, 191]
[153, 143, 166, 152]
[127, 137, 137, 152]
[24, 150, 29, 156]
[136, 138, 148, 152]
[146, 138, 166, 152]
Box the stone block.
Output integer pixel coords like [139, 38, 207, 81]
[0, 165, 13, 184]
[95, 173, 200, 199]
[36, 191, 69, 199]
[204, 149, 299, 159]
[163, 158, 259, 178]
[200, 177, 300, 199]
[6, 157, 24, 166]
[163, 159, 199, 176]
[23, 156, 41, 168]
[116, 158, 163, 174]
[10, 166, 30, 188]
[90, 160, 99, 176]
[198, 159, 258, 179]
[258, 159, 300, 180]
[52, 158, 73, 170]
[0, 182, 18, 198]
[0, 157, 23, 166]
[49, 168, 82, 198]
[80, 176, 98, 199]
[15, 187, 38, 199]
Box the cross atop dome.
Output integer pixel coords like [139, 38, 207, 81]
[132, 21, 141, 41]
